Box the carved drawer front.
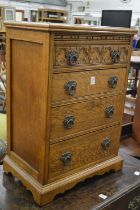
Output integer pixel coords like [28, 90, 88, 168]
[49, 125, 121, 179]
[50, 94, 124, 141]
[52, 68, 126, 103]
[54, 44, 130, 69]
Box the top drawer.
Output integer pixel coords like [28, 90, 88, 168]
[53, 33, 131, 71]
[54, 45, 130, 70]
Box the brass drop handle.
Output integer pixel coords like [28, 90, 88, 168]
[108, 76, 118, 88]
[111, 50, 120, 63]
[101, 138, 111, 150]
[60, 152, 72, 165]
[66, 51, 78, 65]
[64, 81, 77, 96]
[105, 106, 114, 118]
[64, 116, 75, 129]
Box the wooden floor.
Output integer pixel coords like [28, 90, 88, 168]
[0, 150, 140, 210]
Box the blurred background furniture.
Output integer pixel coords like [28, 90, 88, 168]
[0, 30, 6, 114]
[121, 51, 140, 159]
[132, 78, 140, 144]
[15, 9, 24, 21]
[121, 51, 140, 138]
[129, 54, 140, 97]
[0, 70, 6, 113]
[30, 10, 38, 22]
[0, 138, 7, 164]
[38, 8, 67, 23]
[0, 113, 6, 140]
[0, 6, 15, 29]
[0, 28, 6, 163]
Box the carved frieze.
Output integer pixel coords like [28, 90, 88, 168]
[54, 33, 131, 42]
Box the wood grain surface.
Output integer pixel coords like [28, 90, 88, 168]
[50, 94, 124, 140]
[52, 68, 126, 103]
[49, 125, 121, 180]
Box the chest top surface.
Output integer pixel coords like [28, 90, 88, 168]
[5, 21, 137, 35]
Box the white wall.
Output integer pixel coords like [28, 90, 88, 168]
[68, 0, 140, 26]
[90, 0, 138, 11]
[87, 0, 140, 26]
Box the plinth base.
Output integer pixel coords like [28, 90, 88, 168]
[3, 155, 123, 206]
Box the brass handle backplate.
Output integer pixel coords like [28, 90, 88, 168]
[66, 51, 78, 65]
[64, 115, 75, 129]
[64, 81, 77, 96]
[108, 76, 118, 88]
[111, 50, 120, 63]
[105, 106, 114, 118]
[101, 138, 111, 150]
[60, 152, 72, 165]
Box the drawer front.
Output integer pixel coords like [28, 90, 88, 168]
[52, 68, 126, 103]
[50, 94, 124, 140]
[54, 44, 130, 69]
[49, 125, 121, 179]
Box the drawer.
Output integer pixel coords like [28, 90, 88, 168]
[49, 125, 121, 179]
[54, 44, 130, 69]
[50, 94, 124, 140]
[52, 68, 127, 104]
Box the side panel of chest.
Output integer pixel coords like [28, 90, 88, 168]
[5, 28, 50, 183]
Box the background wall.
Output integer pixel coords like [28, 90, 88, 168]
[88, 0, 136, 11]
[87, 0, 140, 25]
[68, 0, 140, 26]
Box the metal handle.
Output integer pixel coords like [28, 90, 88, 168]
[64, 116, 75, 129]
[60, 152, 72, 165]
[66, 51, 78, 65]
[111, 50, 120, 63]
[64, 81, 77, 96]
[105, 106, 114, 118]
[108, 76, 118, 88]
[101, 138, 111, 150]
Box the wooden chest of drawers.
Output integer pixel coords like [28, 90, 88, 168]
[3, 23, 136, 205]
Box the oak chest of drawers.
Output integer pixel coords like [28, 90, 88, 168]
[3, 22, 136, 205]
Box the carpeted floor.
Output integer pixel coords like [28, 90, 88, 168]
[0, 113, 6, 140]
